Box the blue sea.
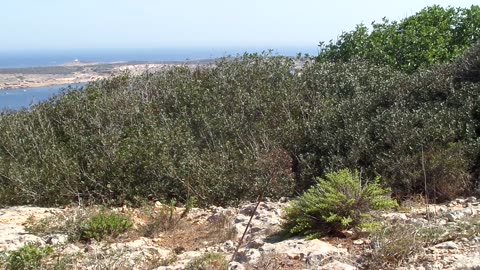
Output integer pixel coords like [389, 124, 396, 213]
[0, 47, 318, 111]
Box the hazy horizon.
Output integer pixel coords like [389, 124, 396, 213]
[0, 46, 319, 54]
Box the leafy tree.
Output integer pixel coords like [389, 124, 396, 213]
[318, 5, 480, 73]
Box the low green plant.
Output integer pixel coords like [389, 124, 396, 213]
[80, 211, 133, 241]
[5, 243, 54, 270]
[185, 253, 227, 270]
[283, 169, 398, 238]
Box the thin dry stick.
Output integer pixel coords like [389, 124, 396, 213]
[421, 145, 430, 220]
[230, 177, 272, 263]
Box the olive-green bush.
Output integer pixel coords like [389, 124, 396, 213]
[0, 54, 298, 206]
[1, 43, 480, 206]
[317, 5, 480, 73]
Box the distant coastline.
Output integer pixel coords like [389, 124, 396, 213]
[0, 47, 317, 69]
[0, 47, 317, 90]
[0, 60, 212, 90]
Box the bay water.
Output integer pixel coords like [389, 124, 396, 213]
[0, 47, 318, 111]
[0, 83, 85, 111]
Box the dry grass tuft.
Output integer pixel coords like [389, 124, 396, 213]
[245, 252, 305, 270]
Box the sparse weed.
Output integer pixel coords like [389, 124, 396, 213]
[185, 253, 227, 270]
[145, 208, 236, 252]
[365, 215, 480, 269]
[205, 213, 237, 244]
[25, 207, 93, 242]
[139, 198, 194, 237]
[367, 223, 424, 269]
[245, 252, 305, 270]
[155, 251, 178, 267]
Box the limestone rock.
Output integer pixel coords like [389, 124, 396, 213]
[262, 237, 345, 263]
[235, 248, 261, 264]
[450, 254, 480, 270]
[316, 260, 357, 270]
[228, 261, 246, 270]
[246, 238, 264, 249]
[44, 234, 68, 245]
[434, 241, 459, 250]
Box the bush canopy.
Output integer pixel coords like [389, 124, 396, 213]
[317, 5, 480, 73]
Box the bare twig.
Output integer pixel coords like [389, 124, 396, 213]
[230, 167, 275, 263]
[230, 193, 264, 263]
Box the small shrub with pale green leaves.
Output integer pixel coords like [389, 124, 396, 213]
[283, 169, 398, 238]
[80, 211, 132, 242]
[185, 253, 227, 270]
[4, 243, 53, 270]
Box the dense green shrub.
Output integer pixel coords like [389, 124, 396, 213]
[0, 54, 298, 206]
[283, 169, 398, 238]
[379, 143, 472, 201]
[317, 5, 480, 73]
[295, 44, 480, 201]
[80, 211, 132, 241]
[1, 42, 480, 206]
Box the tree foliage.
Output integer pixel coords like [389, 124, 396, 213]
[318, 5, 480, 73]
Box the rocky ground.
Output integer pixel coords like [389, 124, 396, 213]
[0, 197, 479, 270]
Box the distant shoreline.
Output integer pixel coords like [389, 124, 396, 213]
[0, 60, 214, 90]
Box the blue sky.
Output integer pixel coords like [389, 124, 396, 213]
[0, 0, 474, 51]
